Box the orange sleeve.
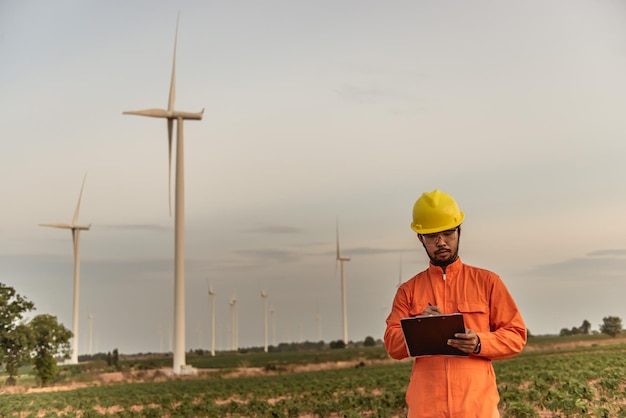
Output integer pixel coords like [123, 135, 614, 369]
[384, 286, 410, 360]
[476, 275, 526, 360]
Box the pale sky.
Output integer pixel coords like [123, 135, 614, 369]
[1, 0, 625, 355]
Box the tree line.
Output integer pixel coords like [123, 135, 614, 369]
[559, 317, 623, 337]
[0, 282, 72, 386]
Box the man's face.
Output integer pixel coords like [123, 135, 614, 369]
[418, 227, 460, 264]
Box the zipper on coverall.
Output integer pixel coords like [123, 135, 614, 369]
[441, 265, 453, 415]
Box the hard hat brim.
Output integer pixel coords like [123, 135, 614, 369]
[410, 212, 464, 235]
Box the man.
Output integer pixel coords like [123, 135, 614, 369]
[384, 189, 526, 418]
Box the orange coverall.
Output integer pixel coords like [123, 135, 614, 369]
[384, 258, 526, 418]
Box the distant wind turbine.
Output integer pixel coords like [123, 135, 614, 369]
[208, 284, 216, 356]
[261, 290, 269, 352]
[39, 175, 91, 364]
[336, 219, 350, 345]
[123, 15, 204, 375]
[230, 295, 238, 351]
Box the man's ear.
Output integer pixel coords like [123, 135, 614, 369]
[417, 233, 424, 244]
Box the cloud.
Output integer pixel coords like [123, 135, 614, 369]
[586, 249, 626, 257]
[234, 249, 300, 263]
[240, 225, 304, 235]
[98, 223, 170, 232]
[290, 241, 327, 248]
[525, 251, 626, 285]
[322, 247, 407, 257]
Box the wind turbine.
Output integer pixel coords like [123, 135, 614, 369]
[261, 290, 269, 352]
[39, 175, 91, 364]
[230, 295, 238, 351]
[208, 284, 216, 356]
[123, 16, 204, 375]
[270, 305, 276, 346]
[336, 219, 350, 346]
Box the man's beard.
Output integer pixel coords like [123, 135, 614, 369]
[429, 249, 459, 267]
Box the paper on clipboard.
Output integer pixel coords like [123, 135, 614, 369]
[400, 313, 468, 358]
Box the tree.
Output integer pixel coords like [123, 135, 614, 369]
[599, 316, 623, 337]
[3, 324, 34, 385]
[559, 320, 593, 337]
[580, 320, 591, 335]
[329, 340, 346, 349]
[0, 282, 35, 384]
[112, 348, 119, 368]
[363, 336, 376, 347]
[29, 314, 72, 387]
[559, 328, 572, 337]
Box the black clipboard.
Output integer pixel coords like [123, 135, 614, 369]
[400, 313, 468, 357]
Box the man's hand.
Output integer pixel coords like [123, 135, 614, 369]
[421, 305, 442, 316]
[447, 329, 480, 354]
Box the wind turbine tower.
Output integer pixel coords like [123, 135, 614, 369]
[39, 176, 91, 364]
[336, 220, 351, 345]
[261, 290, 269, 352]
[123, 16, 204, 375]
[208, 285, 216, 356]
[230, 295, 238, 351]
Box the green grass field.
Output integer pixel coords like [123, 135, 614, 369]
[1, 335, 624, 417]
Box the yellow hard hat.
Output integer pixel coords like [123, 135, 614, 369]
[410, 189, 465, 234]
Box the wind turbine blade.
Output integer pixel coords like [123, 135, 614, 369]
[335, 218, 340, 273]
[335, 218, 340, 260]
[123, 109, 171, 118]
[168, 14, 179, 112]
[165, 14, 178, 218]
[167, 119, 173, 216]
[39, 223, 72, 229]
[73, 174, 87, 225]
